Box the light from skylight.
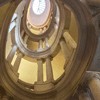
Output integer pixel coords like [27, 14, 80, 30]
[32, 0, 46, 15]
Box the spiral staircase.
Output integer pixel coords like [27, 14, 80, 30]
[0, 0, 100, 100]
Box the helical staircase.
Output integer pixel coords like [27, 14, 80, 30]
[0, 0, 97, 100]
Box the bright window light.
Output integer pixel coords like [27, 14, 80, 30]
[32, 0, 46, 15]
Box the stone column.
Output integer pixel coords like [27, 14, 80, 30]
[14, 53, 23, 73]
[34, 58, 54, 92]
[86, 72, 100, 100]
[7, 45, 17, 63]
[37, 59, 43, 83]
[23, 35, 29, 47]
[60, 39, 71, 60]
[46, 57, 53, 82]
[63, 31, 77, 49]
[45, 38, 49, 48]
[38, 40, 43, 51]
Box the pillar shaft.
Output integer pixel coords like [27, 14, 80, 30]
[45, 38, 49, 48]
[60, 39, 71, 60]
[14, 53, 23, 72]
[63, 31, 77, 49]
[21, 30, 24, 37]
[7, 45, 17, 63]
[24, 35, 28, 44]
[38, 40, 43, 51]
[37, 59, 43, 83]
[46, 57, 53, 82]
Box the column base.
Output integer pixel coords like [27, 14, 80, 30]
[34, 82, 54, 92]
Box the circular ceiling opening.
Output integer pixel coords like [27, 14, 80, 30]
[26, 0, 52, 35]
[32, 0, 46, 15]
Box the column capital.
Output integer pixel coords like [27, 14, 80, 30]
[46, 56, 53, 61]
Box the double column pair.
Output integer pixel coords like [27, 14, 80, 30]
[34, 57, 54, 91]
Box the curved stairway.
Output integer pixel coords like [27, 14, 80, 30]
[0, 0, 98, 100]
